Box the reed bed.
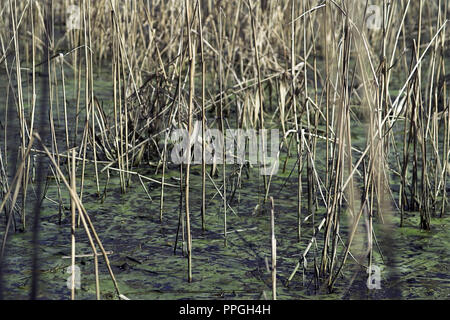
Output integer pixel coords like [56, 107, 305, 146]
[0, 0, 448, 299]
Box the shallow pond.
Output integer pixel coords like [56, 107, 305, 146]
[0, 67, 449, 300]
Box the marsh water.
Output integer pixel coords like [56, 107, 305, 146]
[0, 65, 449, 300]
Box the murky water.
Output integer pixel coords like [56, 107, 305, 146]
[0, 67, 449, 300]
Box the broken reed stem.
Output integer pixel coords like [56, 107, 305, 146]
[34, 133, 121, 299]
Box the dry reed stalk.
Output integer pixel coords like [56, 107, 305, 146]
[22, 0, 37, 233]
[184, 0, 195, 282]
[198, 2, 207, 232]
[87, 0, 101, 197]
[174, 22, 187, 257]
[111, 9, 123, 193]
[270, 197, 276, 300]
[439, 0, 448, 218]
[218, 2, 227, 246]
[70, 149, 76, 300]
[249, 0, 268, 202]
[290, 0, 303, 243]
[159, 132, 167, 222]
